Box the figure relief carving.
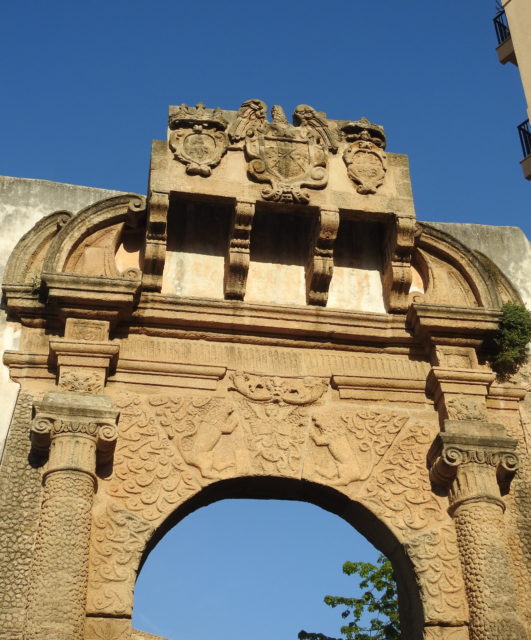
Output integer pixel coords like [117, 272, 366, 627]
[168, 103, 228, 177]
[87, 501, 153, 616]
[236, 401, 308, 477]
[405, 525, 468, 624]
[363, 423, 446, 532]
[341, 118, 387, 194]
[446, 396, 487, 422]
[304, 409, 408, 487]
[149, 395, 250, 479]
[230, 99, 337, 203]
[229, 372, 327, 477]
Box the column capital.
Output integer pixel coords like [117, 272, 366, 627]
[31, 391, 118, 473]
[428, 420, 518, 511]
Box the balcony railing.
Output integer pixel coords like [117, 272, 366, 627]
[493, 10, 511, 45]
[517, 120, 531, 159]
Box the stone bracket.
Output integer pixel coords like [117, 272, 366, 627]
[306, 207, 339, 306]
[143, 191, 169, 292]
[224, 200, 255, 300]
[382, 214, 415, 313]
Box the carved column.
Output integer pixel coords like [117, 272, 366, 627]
[26, 392, 118, 640]
[224, 199, 255, 300]
[306, 207, 339, 306]
[429, 421, 525, 640]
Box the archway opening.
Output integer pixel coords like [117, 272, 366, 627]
[132, 478, 423, 640]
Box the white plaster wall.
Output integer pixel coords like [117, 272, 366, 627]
[0, 176, 122, 460]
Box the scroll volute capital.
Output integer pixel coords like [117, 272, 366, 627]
[428, 420, 519, 508]
[31, 392, 119, 472]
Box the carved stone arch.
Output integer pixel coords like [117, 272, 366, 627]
[415, 224, 516, 309]
[42, 194, 146, 277]
[90, 477, 427, 640]
[3, 209, 73, 287]
[2, 210, 73, 319]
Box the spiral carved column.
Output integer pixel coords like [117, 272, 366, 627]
[429, 421, 525, 640]
[25, 392, 118, 640]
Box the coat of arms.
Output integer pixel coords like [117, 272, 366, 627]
[341, 118, 387, 194]
[168, 103, 228, 177]
[228, 99, 339, 204]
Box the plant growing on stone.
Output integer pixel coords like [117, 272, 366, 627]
[490, 302, 531, 379]
[298, 555, 400, 640]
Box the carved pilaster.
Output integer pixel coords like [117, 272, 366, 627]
[142, 191, 169, 292]
[382, 214, 415, 313]
[26, 392, 118, 640]
[306, 207, 339, 306]
[224, 200, 255, 300]
[429, 421, 525, 640]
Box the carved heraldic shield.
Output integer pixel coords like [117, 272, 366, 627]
[168, 103, 228, 177]
[229, 100, 339, 204]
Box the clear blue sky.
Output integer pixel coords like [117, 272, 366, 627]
[1, 2, 528, 639]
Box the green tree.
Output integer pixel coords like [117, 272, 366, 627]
[298, 554, 400, 640]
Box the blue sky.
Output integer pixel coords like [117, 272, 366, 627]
[1, 1, 529, 235]
[1, 2, 528, 639]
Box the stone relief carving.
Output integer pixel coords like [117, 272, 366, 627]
[88, 501, 153, 616]
[168, 103, 228, 177]
[107, 395, 200, 522]
[230, 99, 337, 203]
[229, 371, 327, 405]
[405, 525, 468, 624]
[58, 370, 104, 394]
[362, 424, 446, 532]
[341, 118, 387, 194]
[446, 396, 487, 421]
[304, 409, 408, 486]
[423, 627, 470, 640]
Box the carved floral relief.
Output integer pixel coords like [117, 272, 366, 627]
[405, 525, 469, 624]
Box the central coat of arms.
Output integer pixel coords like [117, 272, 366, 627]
[229, 100, 338, 204]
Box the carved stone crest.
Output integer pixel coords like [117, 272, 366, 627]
[229, 100, 338, 204]
[168, 103, 228, 177]
[341, 118, 387, 194]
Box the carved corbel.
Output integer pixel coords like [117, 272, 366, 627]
[224, 200, 255, 300]
[382, 215, 416, 313]
[306, 207, 339, 306]
[143, 191, 169, 292]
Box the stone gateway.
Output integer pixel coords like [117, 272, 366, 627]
[0, 101, 530, 640]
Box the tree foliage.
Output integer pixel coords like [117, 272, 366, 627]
[298, 554, 400, 640]
[490, 302, 531, 379]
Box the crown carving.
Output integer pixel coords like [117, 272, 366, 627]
[168, 103, 228, 131]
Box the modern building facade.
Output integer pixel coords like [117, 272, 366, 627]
[494, 0, 531, 179]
